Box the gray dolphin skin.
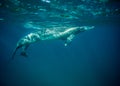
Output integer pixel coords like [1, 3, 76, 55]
[11, 26, 94, 59]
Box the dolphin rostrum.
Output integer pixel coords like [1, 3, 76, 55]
[11, 26, 94, 59]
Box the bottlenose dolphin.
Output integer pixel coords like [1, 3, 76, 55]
[11, 26, 94, 59]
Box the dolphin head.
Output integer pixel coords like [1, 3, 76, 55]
[74, 26, 94, 34]
[79, 26, 95, 31]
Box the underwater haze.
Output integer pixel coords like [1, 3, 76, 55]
[0, 0, 120, 86]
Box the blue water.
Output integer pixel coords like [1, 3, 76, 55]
[0, 0, 120, 86]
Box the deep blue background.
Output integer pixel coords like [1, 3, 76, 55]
[0, 18, 120, 86]
[0, 0, 120, 86]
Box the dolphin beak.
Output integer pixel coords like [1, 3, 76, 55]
[90, 26, 95, 29]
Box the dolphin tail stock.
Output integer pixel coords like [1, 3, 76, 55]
[11, 46, 20, 60]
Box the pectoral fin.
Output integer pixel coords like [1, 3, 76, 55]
[64, 34, 75, 46]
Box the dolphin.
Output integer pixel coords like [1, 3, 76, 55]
[11, 26, 94, 59]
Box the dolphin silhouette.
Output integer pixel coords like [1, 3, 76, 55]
[11, 26, 94, 59]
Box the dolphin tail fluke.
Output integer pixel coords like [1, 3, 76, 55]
[11, 47, 18, 60]
[20, 51, 28, 57]
[7, 46, 19, 64]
